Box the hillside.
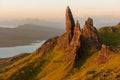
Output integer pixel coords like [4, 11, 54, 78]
[0, 53, 30, 71]
[0, 19, 64, 29]
[98, 23, 120, 47]
[0, 6, 120, 80]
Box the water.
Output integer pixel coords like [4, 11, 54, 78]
[0, 40, 45, 58]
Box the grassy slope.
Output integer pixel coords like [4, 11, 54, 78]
[0, 53, 29, 71]
[0, 40, 72, 80]
[66, 52, 120, 80]
[64, 24, 120, 80]
[98, 24, 120, 46]
[0, 25, 120, 80]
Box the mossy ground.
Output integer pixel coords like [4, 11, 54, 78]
[98, 25, 120, 46]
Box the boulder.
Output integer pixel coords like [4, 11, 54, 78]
[95, 44, 113, 64]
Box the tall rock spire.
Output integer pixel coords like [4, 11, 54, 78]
[82, 17, 101, 51]
[66, 6, 75, 32]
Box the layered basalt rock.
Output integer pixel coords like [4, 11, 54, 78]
[58, 7, 82, 61]
[82, 18, 101, 51]
[58, 7, 101, 61]
[70, 21, 82, 59]
[95, 44, 113, 64]
[35, 6, 102, 62]
[66, 6, 75, 33]
[64, 6, 76, 44]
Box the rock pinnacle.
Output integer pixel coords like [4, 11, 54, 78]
[66, 6, 75, 32]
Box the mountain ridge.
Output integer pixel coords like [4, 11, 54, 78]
[0, 23, 64, 47]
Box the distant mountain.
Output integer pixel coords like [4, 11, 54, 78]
[0, 17, 120, 29]
[0, 6, 120, 80]
[0, 19, 65, 29]
[0, 23, 64, 47]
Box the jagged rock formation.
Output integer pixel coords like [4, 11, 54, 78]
[34, 36, 58, 56]
[66, 6, 75, 32]
[82, 18, 101, 51]
[61, 7, 101, 60]
[58, 7, 82, 61]
[95, 44, 113, 64]
[40, 6, 102, 62]
[62, 7, 104, 61]
[0, 6, 105, 80]
[71, 21, 82, 59]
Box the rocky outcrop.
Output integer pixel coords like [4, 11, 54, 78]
[82, 17, 101, 51]
[95, 44, 113, 64]
[117, 22, 120, 25]
[64, 6, 75, 44]
[58, 7, 101, 61]
[34, 36, 58, 55]
[70, 21, 82, 59]
[70, 21, 81, 46]
[66, 6, 75, 33]
[34, 6, 102, 62]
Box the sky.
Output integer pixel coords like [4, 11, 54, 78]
[0, 0, 120, 19]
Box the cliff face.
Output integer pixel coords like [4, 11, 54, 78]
[36, 6, 102, 62]
[66, 6, 75, 33]
[82, 18, 101, 51]
[57, 7, 82, 62]
[62, 7, 101, 60]
[35, 6, 102, 62]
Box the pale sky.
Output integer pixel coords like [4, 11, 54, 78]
[0, 0, 120, 19]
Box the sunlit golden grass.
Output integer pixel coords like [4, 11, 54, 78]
[67, 52, 120, 80]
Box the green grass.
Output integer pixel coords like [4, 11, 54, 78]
[0, 53, 29, 72]
[98, 25, 120, 46]
[66, 52, 120, 80]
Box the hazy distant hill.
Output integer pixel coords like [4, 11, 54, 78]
[0, 23, 64, 47]
[0, 19, 64, 29]
[0, 17, 120, 29]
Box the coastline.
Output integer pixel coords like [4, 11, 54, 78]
[0, 39, 45, 47]
[0, 40, 46, 58]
